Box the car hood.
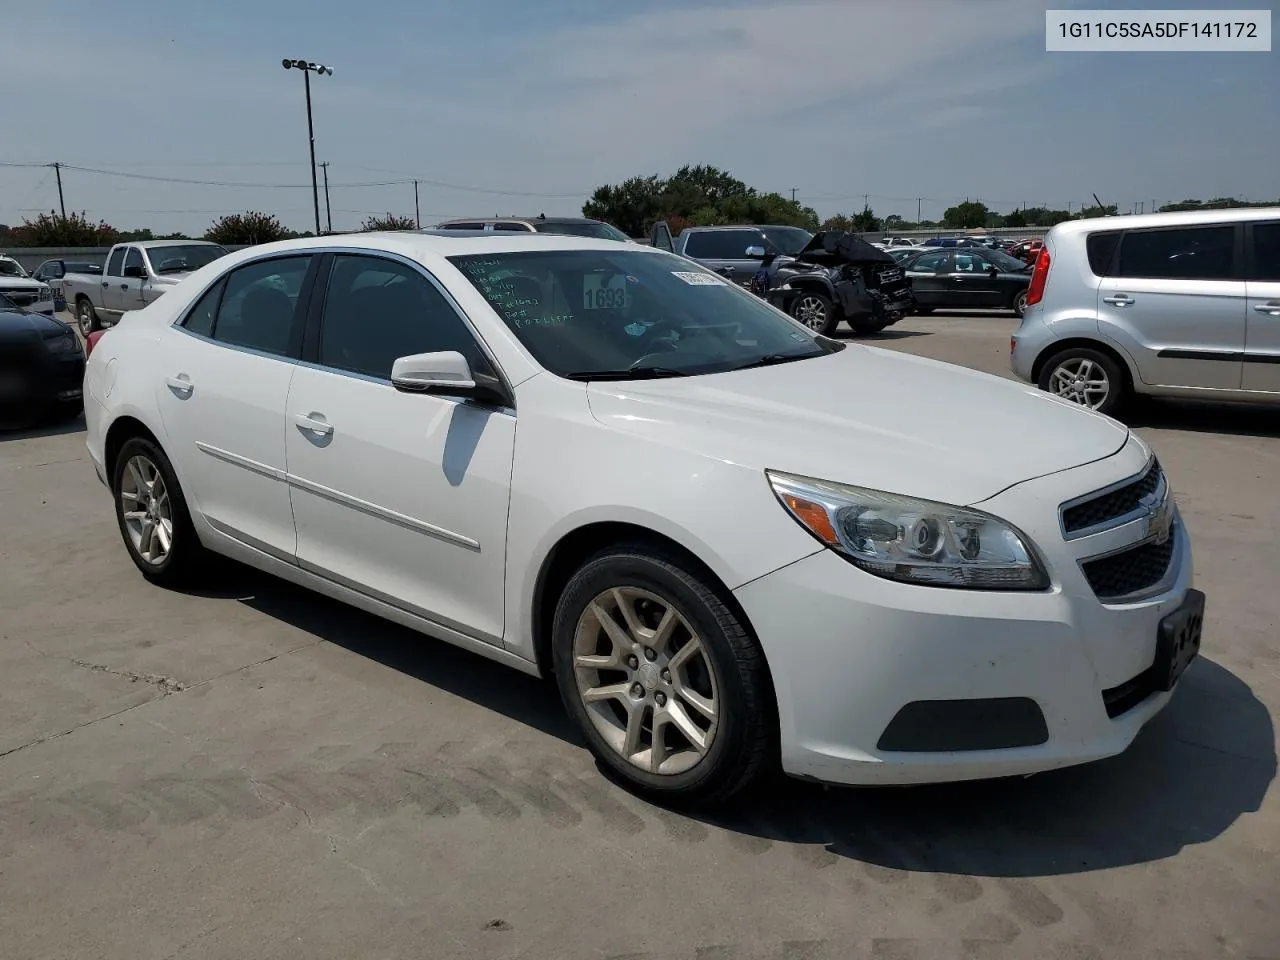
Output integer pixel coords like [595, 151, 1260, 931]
[0, 308, 68, 338]
[0, 276, 42, 290]
[585, 346, 1129, 506]
[791, 230, 897, 266]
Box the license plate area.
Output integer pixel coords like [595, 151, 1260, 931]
[1153, 588, 1205, 691]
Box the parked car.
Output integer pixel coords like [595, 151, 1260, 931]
[64, 240, 229, 336]
[0, 255, 55, 317]
[650, 222, 814, 287]
[878, 237, 919, 249]
[1012, 207, 1280, 415]
[888, 247, 922, 263]
[901, 246, 1033, 317]
[752, 231, 916, 335]
[85, 231, 1202, 806]
[434, 215, 633, 242]
[0, 292, 84, 430]
[30, 259, 103, 312]
[920, 237, 982, 248]
[1009, 238, 1045, 263]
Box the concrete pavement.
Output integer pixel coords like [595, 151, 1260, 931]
[1, 312, 1276, 959]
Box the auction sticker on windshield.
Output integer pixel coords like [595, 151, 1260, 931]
[582, 273, 631, 309]
[671, 271, 723, 286]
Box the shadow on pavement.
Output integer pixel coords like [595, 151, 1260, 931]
[834, 327, 932, 341]
[206, 564, 1272, 877]
[0, 413, 85, 442]
[1125, 398, 1280, 439]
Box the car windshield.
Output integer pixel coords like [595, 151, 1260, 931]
[448, 249, 837, 380]
[986, 249, 1030, 271]
[0, 258, 28, 277]
[534, 221, 631, 242]
[143, 244, 229, 274]
[759, 227, 813, 256]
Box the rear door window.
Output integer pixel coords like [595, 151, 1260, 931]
[210, 256, 312, 358]
[683, 230, 762, 260]
[106, 248, 125, 277]
[1247, 222, 1280, 281]
[909, 251, 951, 272]
[1115, 225, 1236, 281]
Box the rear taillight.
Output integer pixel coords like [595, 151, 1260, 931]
[1026, 245, 1051, 306]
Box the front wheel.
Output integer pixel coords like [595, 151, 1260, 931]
[551, 544, 774, 807]
[789, 292, 839, 337]
[77, 298, 100, 337]
[1037, 346, 1128, 416]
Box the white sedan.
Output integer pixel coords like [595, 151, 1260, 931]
[83, 232, 1203, 805]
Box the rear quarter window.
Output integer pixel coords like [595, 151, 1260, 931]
[1085, 231, 1122, 276]
[1115, 225, 1236, 281]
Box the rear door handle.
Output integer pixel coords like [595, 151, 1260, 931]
[1254, 302, 1280, 316]
[294, 413, 334, 437]
[1103, 295, 1135, 306]
[165, 375, 193, 397]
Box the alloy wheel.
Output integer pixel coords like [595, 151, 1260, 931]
[78, 301, 94, 337]
[1048, 357, 1110, 409]
[793, 296, 827, 331]
[572, 586, 720, 776]
[120, 455, 174, 565]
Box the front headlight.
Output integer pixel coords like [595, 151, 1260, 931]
[767, 470, 1048, 590]
[46, 332, 82, 354]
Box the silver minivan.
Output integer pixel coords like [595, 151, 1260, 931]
[1011, 208, 1280, 414]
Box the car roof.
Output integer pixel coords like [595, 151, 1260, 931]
[211, 231, 665, 265]
[436, 216, 607, 226]
[1052, 206, 1280, 236]
[680, 224, 807, 232]
[129, 239, 223, 249]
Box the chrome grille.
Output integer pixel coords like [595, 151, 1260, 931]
[1062, 459, 1163, 536]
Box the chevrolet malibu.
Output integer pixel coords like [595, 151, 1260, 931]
[83, 233, 1203, 806]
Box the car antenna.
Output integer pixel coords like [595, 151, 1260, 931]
[538, 212, 546, 220]
[1093, 193, 1108, 216]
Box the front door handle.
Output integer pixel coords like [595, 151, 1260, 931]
[294, 413, 334, 437]
[165, 375, 194, 397]
[1254, 302, 1280, 316]
[101, 281, 108, 287]
[1103, 295, 1135, 306]
[119, 283, 129, 290]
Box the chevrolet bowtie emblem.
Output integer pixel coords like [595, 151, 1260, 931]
[1141, 492, 1173, 544]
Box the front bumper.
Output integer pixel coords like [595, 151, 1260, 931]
[734, 441, 1195, 786]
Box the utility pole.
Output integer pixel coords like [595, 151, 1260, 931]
[319, 162, 332, 233]
[50, 162, 66, 219]
[790, 187, 797, 203]
[414, 180, 420, 228]
[864, 193, 870, 211]
[917, 197, 921, 224]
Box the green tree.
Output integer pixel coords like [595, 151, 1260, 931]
[204, 211, 290, 245]
[10, 211, 119, 247]
[361, 213, 417, 232]
[1076, 204, 1117, 219]
[942, 201, 989, 229]
[1003, 209, 1027, 228]
[851, 205, 881, 232]
[584, 167, 817, 235]
[820, 214, 855, 231]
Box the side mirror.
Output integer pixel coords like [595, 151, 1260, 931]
[744, 245, 766, 258]
[123, 265, 145, 279]
[391, 350, 475, 394]
[988, 264, 1000, 276]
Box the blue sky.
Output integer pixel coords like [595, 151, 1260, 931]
[1, 0, 1275, 234]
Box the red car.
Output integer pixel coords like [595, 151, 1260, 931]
[1009, 238, 1044, 264]
[84, 328, 106, 357]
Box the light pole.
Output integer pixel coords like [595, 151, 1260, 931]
[281, 58, 333, 236]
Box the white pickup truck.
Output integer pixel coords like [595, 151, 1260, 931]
[64, 240, 228, 335]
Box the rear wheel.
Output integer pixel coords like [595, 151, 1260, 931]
[112, 436, 207, 585]
[551, 543, 773, 807]
[1012, 289, 1029, 318]
[77, 298, 100, 337]
[789, 292, 838, 336]
[1037, 346, 1128, 416]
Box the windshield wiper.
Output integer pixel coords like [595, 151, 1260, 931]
[564, 366, 688, 382]
[727, 352, 818, 372]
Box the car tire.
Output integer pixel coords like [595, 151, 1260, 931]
[1012, 289, 1029, 318]
[112, 436, 206, 586]
[77, 298, 100, 337]
[789, 292, 839, 336]
[849, 316, 890, 336]
[1037, 346, 1128, 417]
[551, 542, 774, 808]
